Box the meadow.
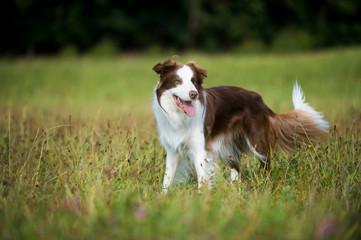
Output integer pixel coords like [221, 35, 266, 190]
[0, 47, 360, 239]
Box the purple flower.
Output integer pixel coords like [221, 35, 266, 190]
[135, 205, 147, 220]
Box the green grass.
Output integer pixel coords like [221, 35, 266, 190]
[1, 47, 361, 239]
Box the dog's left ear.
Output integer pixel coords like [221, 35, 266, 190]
[187, 62, 208, 81]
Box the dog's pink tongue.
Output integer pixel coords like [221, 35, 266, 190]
[183, 101, 195, 117]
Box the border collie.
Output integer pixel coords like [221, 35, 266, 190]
[152, 57, 328, 192]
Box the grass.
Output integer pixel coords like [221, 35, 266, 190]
[1, 47, 361, 239]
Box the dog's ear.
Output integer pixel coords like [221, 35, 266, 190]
[187, 61, 208, 81]
[152, 63, 164, 74]
[152, 57, 178, 75]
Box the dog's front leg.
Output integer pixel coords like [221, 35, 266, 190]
[194, 154, 211, 189]
[162, 149, 180, 193]
[190, 139, 214, 189]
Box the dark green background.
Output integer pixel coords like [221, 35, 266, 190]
[1, 0, 360, 55]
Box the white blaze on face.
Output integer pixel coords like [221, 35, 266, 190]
[174, 65, 197, 101]
[161, 65, 198, 117]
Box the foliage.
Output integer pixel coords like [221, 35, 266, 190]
[58, 44, 79, 58]
[1, 0, 361, 55]
[1, 48, 361, 239]
[85, 38, 119, 58]
[271, 27, 314, 52]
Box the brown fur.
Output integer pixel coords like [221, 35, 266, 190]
[204, 86, 275, 169]
[153, 58, 328, 171]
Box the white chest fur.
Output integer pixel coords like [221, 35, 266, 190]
[152, 90, 206, 151]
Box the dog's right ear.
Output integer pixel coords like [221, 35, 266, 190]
[152, 57, 178, 75]
[152, 63, 164, 74]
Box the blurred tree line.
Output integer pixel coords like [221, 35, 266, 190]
[1, 0, 360, 55]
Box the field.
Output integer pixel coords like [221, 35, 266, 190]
[1, 47, 361, 239]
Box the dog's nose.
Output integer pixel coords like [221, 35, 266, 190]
[189, 90, 198, 100]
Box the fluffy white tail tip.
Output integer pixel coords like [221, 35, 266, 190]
[292, 81, 329, 131]
[292, 81, 305, 109]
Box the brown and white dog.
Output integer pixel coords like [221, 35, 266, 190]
[152, 57, 328, 192]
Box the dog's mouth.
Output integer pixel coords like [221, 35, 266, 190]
[173, 95, 195, 117]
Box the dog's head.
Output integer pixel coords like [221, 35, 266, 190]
[152, 57, 207, 117]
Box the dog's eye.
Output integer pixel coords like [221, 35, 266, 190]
[176, 79, 182, 84]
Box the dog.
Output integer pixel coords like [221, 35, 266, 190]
[152, 57, 329, 192]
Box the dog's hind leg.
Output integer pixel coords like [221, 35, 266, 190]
[228, 159, 240, 182]
[230, 168, 239, 181]
[245, 137, 270, 171]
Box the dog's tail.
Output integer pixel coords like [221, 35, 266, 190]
[269, 82, 329, 151]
